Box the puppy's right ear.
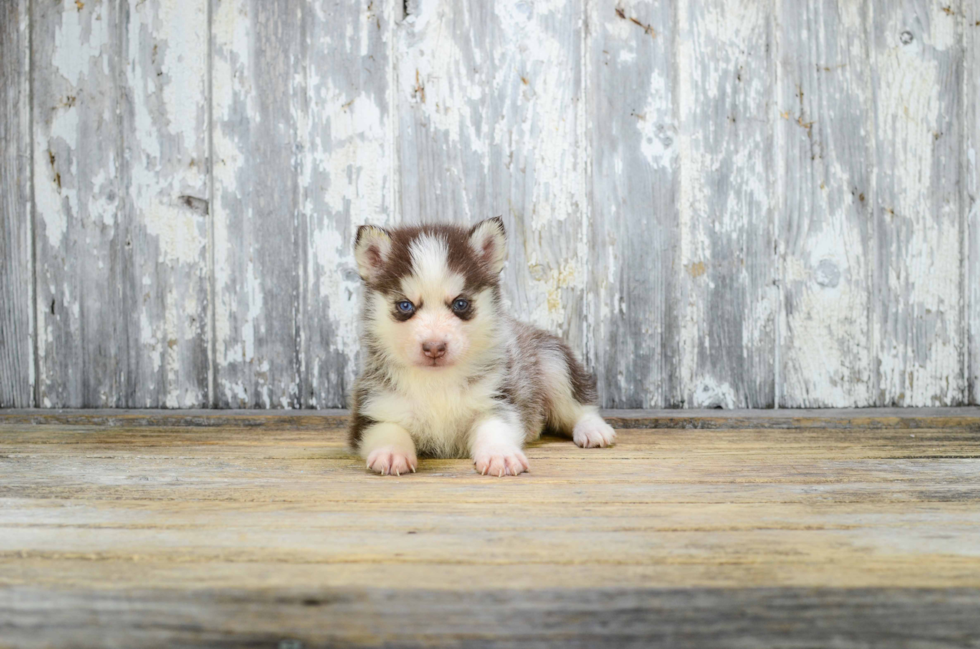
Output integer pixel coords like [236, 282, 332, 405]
[354, 225, 393, 282]
[468, 216, 507, 275]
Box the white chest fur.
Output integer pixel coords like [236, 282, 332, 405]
[362, 368, 500, 458]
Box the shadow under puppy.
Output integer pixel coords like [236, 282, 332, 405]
[349, 217, 616, 477]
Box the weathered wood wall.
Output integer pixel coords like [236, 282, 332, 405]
[0, 0, 976, 409]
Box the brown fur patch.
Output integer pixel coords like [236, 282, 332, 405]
[518, 325, 598, 408]
[348, 384, 376, 448]
[361, 224, 500, 296]
[556, 338, 598, 405]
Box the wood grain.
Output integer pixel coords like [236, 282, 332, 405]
[489, 0, 590, 356]
[2, 587, 978, 649]
[32, 0, 125, 407]
[31, 0, 210, 408]
[590, 1, 678, 408]
[299, 0, 394, 409]
[121, 0, 211, 407]
[3, 0, 980, 409]
[396, 0, 489, 228]
[0, 413, 979, 646]
[4, 407, 980, 430]
[674, 0, 776, 409]
[966, 1, 979, 406]
[211, 0, 305, 408]
[0, 0, 32, 408]
[211, 0, 392, 408]
[871, 0, 965, 406]
[776, 0, 875, 407]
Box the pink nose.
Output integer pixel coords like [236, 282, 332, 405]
[422, 341, 447, 359]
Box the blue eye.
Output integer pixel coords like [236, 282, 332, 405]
[452, 298, 469, 312]
[396, 300, 415, 314]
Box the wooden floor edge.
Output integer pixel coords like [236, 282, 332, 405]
[1, 408, 979, 429]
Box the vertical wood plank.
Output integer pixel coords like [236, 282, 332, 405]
[121, 0, 211, 407]
[301, 0, 394, 408]
[33, 0, 210, 408]
[965, 1, 979, 405]
[871, 0, 964, 406]
[674, 0, 776, 408]
[489, 0, 590, 355]
[396, 0, 489, 228]
[589, 1, 677, 407]
[211, 0, 304, 408]
[33, 1, 124, 406]
[0, 0, 33, 407]
[776, 0, 875, 407]
[212, 0, 393, 408]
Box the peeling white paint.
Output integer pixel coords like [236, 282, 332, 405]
[211, 128, 243, 370]
[873, 4, 963, 406]
[691, 377, 737, 409]
[311, 226, 359, 340]
[925, 2, 957, 51]
[775, 0, 879, 408]
[637, 69, 674, 170]
[676, 0, 774, 407]
[51, 6, 107, 87]
[401, 0, 487, 159]
[493, 0, 581, 231]
[14, 0, 976, 409]
[242, 259, 263, 364]
[212, 1, 251, 121]
[156, 0, 208, 154]
[489, 0, 590, 351]
[28, 0, 213, 407]
[35, 105, 81, 248]
[143, 202, 205, 266]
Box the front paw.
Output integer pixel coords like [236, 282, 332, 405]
[366, 446, 417, 476]
[473, 448, 529, 477]
[573, 414, 617, 448]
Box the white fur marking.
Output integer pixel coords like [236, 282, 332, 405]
[363, 367, 503, 458]
[360, 423, 418, 476]
[470, 414, 529, 476]
[573, 411, 617, 448]
[537, 348, 596, 434]
[401, 235, 465, 303]
[409, 234, 451, 290]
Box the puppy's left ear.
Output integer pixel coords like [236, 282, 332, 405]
[468, 217, 507, 274]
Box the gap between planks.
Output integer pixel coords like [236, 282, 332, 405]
[2, 407, 980, 430]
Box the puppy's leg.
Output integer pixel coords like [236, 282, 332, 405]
[541, 344, 616, 448]
[469, 409, 529, 477]
[359, 422, 418, 476]
[569, 406, 617, 449]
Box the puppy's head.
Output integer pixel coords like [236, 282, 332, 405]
[354, 218, 506, 370]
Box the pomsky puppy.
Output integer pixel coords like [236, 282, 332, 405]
[349, 217, 616, 476]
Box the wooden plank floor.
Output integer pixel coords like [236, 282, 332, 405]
[1, 410, 979, 648]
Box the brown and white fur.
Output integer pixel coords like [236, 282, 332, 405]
[349, 217, 615, 477]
